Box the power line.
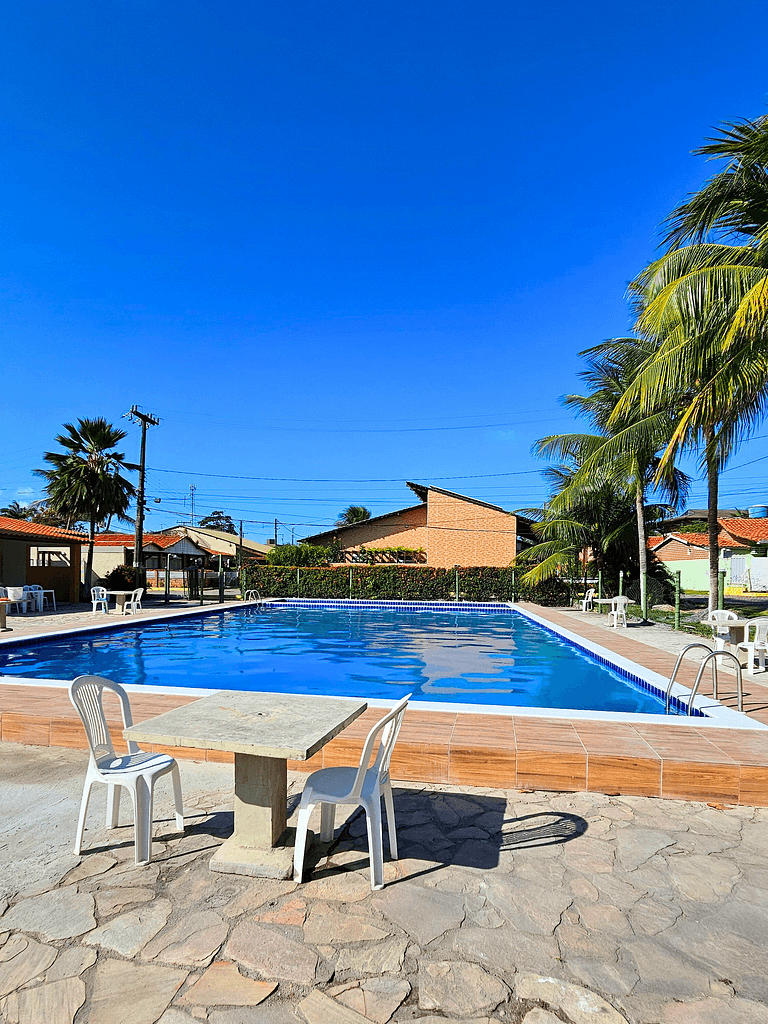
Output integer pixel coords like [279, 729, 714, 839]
[148, 467, 544, 483]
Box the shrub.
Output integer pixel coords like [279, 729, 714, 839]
[266, 544, 334, 567]
[240, 562, 570, 605]
[102, 564, 139, 589]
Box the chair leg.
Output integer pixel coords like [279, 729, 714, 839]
[171, 765, 184, 831]
[106, 784, 121, 828]
[365, 798, 384, 890]
[293, 801, 314, 883]
[74, 779, 94, 855]
[133, 776, 153, 865]
[382, 781, 398, 860]
[319, 802, 335, 842]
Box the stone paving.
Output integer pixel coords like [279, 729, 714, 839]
[2, 744, 768, 1024]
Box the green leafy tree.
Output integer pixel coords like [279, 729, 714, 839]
[35, 418, 136, 598]
[336, 506, 371, 526]
[0, 500, 32, 519]
[198, 510, 237, 534]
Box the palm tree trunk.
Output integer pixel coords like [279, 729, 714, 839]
[705, 430, 720, 613]
[635, 482, 648, 620]
[84, 514, 96, 601]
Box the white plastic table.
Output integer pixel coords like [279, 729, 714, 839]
[124, 690, 368, 878]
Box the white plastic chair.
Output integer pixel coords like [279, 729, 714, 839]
[123, 587, 143, 614]
[737, 619, 768, 676]
[580, 588, 595, 612]
[609, 595, 629, 628]
[91, 586, 108, 614]
[708, 609, 738, 651]
[293, 694, 411, 891]
[5, 586, 33, 614]
[23, 585, 44, 612]
[69, 675, 184, 864]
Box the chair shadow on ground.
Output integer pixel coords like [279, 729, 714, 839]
[289, 787, 589, 884]
[85, 791, 588, 880]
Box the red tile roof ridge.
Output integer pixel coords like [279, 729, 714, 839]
[0, 516, 86, 541]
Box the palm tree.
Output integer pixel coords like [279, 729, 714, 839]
[35, 418, 136, 598]
[535, 337, 689, 615]
[336, 506, 372, 526]
[0, 500, 31, 519]
[516, 456, 643, 592]
[610, 114, 768, 609]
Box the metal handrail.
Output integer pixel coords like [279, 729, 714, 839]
[688, 650, 743, 714]
[665, 644, 715, 713]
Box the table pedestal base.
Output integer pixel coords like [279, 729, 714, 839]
[210, 827, 315, 879]
[209, 751, 304, 878]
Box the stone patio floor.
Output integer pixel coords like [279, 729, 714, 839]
[2, 743, 768, 1024]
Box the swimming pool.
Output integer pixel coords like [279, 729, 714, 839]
[0, 602, 685, 715]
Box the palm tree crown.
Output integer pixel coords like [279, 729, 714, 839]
[336, 505, 372, 526]
[35, 418, 136, 598]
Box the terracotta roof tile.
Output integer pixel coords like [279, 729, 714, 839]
[0, 517, 86, 541]
[93, 532, 182, 548]
[718, 518, 768, 544]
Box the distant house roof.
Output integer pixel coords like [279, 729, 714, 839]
[648, 518, 768, 554]
[301, 482, 526, 547]
[718, 517, 768, 545]
[181, 525, 270, 557]
[94, 532, 166, 548]
[94, 525, 270, 558]
[405, 482, 508, 513]
[0, 517, 86, 543]
[301, 505, 427, 545]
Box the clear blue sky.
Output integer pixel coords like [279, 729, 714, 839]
[4, 1, 768, 541]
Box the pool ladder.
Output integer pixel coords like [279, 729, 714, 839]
[665, 643, 743, 714]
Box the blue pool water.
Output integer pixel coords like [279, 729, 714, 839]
[0, 604, 673, 714]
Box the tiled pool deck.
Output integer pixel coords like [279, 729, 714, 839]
[1, 600, 767, 806]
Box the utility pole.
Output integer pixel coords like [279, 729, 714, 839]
[189, 484, 196, 526]
[126, 406, 160, 576]
[274, 519, 278, 545]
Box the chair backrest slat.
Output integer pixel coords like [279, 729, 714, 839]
[350, 694, 411, 799]
[69, 675, 137, 764]
[745, 618, 768, 644]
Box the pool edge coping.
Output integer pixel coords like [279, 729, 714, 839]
[0, 597, 763, 731]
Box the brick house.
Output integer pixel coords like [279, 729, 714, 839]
[648, 517, 768, 591]
[301, 483, 528, 569]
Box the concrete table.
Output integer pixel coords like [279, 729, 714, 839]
[106, 589, 134, 614]
[124, 690, 367, 878]
[703, 616, 750, 648]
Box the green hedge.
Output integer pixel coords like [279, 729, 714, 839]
[241, 562, 570, 606]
